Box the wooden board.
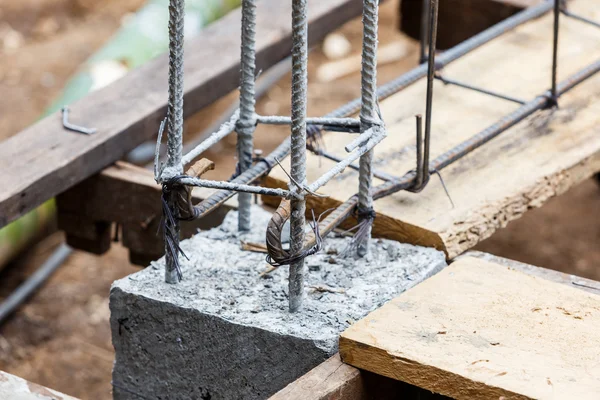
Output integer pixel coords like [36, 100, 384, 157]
[265, 0, 600, 258]
[56, 161, 234, 265]
[274, 252, 600, 400]
[0, 370, 79, 400]
[269, 354, 367, 400]
[339, 256, 600, 399]
[0, 0, 366, 228]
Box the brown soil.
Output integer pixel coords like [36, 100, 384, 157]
[0, 0, 599, 399]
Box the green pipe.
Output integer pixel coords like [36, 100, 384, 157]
[0, 0, 241, 268]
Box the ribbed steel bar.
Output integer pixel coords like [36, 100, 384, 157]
[190, 1, 553, 220]
[288, 0, 309, 313]
[308, 127, 385, 192]
[177, 177, 296, 198]
[257, 115, 361, 128]
[181, 109, 239, 166]
[237, 0, 258, 231]
[164, 0, 185, 284]
[356, 0, 380, 257]
[345, 128, 376, 152]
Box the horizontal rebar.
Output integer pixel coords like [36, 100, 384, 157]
[345, 128, 377, 152]
[177, 176, 297, 198]
[561, 9, 600, 29]
[190, 1, 554, 220]
[182, 109, 240, 166]
[257, 115, 361, 128]
[307, 145, 397, 181]
[435, 75, 527, 105]
[308, 127, 386, 192]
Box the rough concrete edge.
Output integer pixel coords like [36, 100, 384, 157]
[108, 285, 334, 399]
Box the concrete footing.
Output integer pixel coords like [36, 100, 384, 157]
[110, 206, 446, 399]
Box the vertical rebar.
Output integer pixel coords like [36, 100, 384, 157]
[551, 0, 560, 101]
[237, 0, 258, 232]
[289, 0, 308, 313]
[424, 0, 438, 184]
[419, 0, 430, 64]
[164, 0, 185, 284]
[356, 0, 379, 258]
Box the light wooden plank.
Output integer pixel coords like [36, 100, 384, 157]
[0, 0, 366, 228]
[265, 0, 600, 258]
[272, 252, 600, 400]
[340, 256, 600, 399]
[0, 370, 79, 400]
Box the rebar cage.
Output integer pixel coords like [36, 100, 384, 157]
[155, 0, 600, 312]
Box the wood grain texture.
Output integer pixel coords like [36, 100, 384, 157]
[0, 370, 79, 400]
[340, 256, 600, 400]
[57, 161, 234, 264]
[266, 0, 600, 258]
[0, 0, 366, 228]
[269, 354, 367, 400]
[274, 252, 600, 400]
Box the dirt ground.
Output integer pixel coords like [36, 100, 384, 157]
[0, 1, 599, 399]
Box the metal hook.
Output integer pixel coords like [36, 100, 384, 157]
[61, 106, 97, 135]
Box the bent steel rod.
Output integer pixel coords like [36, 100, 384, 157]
[303, 58, 600, 248]
[190, 1, 554, 220]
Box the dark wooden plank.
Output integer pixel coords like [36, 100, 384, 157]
[56, 161, 233, 264]
[0, 0, 366, 228]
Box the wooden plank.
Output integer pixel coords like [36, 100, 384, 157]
[340, 256, 600, 399]
[269, 354, 367, 400]
[274, 253, 600, 400]
[56, 161, 233, 264]
[0, 0, 366, 228]
[400, 0, 541, 49]
[265, 0, 600, 258]
[0, 370, 79, 400]
[269, 353, 446, 400]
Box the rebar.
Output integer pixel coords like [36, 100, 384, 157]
[164, 0, 186, 284]
[289, 0, 309, 313]
[345, 128, 376, 153]
[61, 106, 97, 135]
[237, 0, 258, 232]
[308, 127, 385, 192]
[421, 0, 438, 190]
[257, 115, 361, 129]
[181, 109, 240, 166]
[551, 0, 560, 102]
[175, 176, 296, 198]
[356, 0, 380, 257]
[419, 0, 430, 64]
[188, 2, 553, 221]
[435, 74, 527, 105]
